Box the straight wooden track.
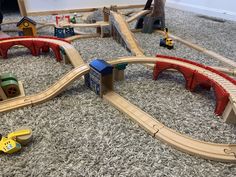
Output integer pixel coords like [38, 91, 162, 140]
[111, 11, 144, 57]
[126, 10, 150, 23]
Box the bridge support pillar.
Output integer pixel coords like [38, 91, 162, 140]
[153, 61, 194, 90]
[223, 102, 236, 124]
[49, 45, 62, 62]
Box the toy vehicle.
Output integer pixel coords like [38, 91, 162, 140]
[0, 128, 32, 154]
[70, 13, 77, 24]
[160, 28, 174, 49]
[0, 73, 20, 101]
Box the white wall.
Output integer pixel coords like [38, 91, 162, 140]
[166, 0, 236, 21]
[23, 0, 236, 21]
[24, 0, 146, 12]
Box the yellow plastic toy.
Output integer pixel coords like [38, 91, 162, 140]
[160, 28, 174, 49]
[0, 128, 32, 154]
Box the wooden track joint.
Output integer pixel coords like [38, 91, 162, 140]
[153, 124, 164, 137]
[224, 145, 236, 158]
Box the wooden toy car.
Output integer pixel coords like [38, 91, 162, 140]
[0, 73, 20, 101]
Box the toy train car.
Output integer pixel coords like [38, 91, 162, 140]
[0, 73, 20, 101]
[160, 28, 174, 50]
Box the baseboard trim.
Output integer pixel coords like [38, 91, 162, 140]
[166, 1, 236, 22]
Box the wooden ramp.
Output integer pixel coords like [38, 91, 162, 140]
[110, 11, 144, 56]
[103, 91, 236, 162]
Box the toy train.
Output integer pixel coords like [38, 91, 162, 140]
[160, 28, 174, 49]
[0, 128, 32, 154]
[0, 73, 20, 101]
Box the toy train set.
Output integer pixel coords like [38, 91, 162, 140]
[0, 1, 236, 163]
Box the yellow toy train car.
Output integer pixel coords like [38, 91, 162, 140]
[160, 28, 174, 49]
[0, 128, 32, 154]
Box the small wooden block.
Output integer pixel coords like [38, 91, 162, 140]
[96, 27, 101, 35]
[0, 86, 7, 100]
[17, 0, 28, 16]
[15, 127, 33, 145]
[114, 69, 125, 81]
[222, 102, 236, 124]
[63, 54, 71, 65]
[18, 81, 25, 97]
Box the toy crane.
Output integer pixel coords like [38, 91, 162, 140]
[0, 128, 32, 154]
[160, 28, 174, 49]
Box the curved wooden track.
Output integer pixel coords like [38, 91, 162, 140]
[0, 65, 89, 112]
[0, 36, 84, 67]
[1, 55, 236, 117]
[104, 91, 236, 162]
[109, 57, 236, 111]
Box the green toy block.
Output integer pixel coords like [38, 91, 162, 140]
[115, 63, 128, 70]
[0, 73, 18, 82]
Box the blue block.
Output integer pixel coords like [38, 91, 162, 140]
[89, 59, 113, 76]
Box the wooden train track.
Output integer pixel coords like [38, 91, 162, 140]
[1, 54, 236, 162]
[111, 11, 144, 57]
[126, 10, 150, 23]
[104, 91, 236, 162]
[1, 56, 236, 122]
[0, 65, 89, 112]
[0, 37, 85, 67]
[1, 11, 236, 162]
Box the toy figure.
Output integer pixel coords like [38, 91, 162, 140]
[0, 128, 32, 154]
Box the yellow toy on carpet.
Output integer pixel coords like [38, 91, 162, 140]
[0, 128, 32, 154]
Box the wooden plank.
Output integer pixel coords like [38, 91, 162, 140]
[17, 0, 28, 16]
[18, 81, 25, 97]
[223, 102, 236, 124]
[0, 87, 7, 101]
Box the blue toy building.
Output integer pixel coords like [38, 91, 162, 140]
[85, 59, 113, 97]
